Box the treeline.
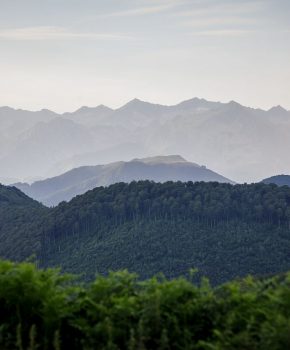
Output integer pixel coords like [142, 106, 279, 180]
[34, 181, 290, 283]
[45, 181, 290, 240]
[1, 260, 290, 350]
[3, 181, 290, 284]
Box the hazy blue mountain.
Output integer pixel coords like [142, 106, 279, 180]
[1, 98, 290, 183]
[14, 155, 234, 206]
[267, 105, 290, 121]
[99, 97, 222, 130]
[0, 106, 56, 138]
[262, 175, 290, 187]
[1, 117, 96, 179]
[0, 107, 57, 159]
[45, 142, 148, 177]
[145, 101, 290, 182]
[62, 105, 114, 127]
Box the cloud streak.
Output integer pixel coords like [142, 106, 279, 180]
[175, 1, 263, 17]
[99, 1, 187, 18]
[189, 29, 252, 37]
[183, 17, 256, 28]
[173, 1, 262, 38]
[0, 26, 133, 41]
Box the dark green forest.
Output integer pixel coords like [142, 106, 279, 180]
[2, 181, 290, 284]
[1, 260, 290, 350]
[0, 184, 47, 261]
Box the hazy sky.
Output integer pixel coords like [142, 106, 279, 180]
[0, 0, 289, 112]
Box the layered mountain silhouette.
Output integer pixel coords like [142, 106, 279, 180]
[14, 155, 233, 206]
[1, 98, 290, 183]
[262, 175, 290, 187]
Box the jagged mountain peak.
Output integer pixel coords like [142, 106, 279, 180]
[118, 98, 165, 112]
[268, 105, 289, 114]
[74, 105, 113, 114]
[227, 100, 244, 108]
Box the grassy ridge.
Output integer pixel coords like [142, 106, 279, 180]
[1, 260, 290, 349]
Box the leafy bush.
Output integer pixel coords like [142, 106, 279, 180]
[0, 260, 290, 349]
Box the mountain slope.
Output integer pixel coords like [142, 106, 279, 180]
[0, 184, 48, 261]
[62, 105, 114, 127]
[37, 181, 290, 284]
[1, 97, 290, 183]
[1, 117, 96, 179]
[14, 155, 234, 206]
[145, 101, 290, 182]
[262, 175, 290, 187]
[0, 106, 57, 138]
[2, 181, 290, 285]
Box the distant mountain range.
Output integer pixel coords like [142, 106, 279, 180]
[14, 155, 233, 206]
[1, 97, 290, 183]
[262, 175, 290, 187]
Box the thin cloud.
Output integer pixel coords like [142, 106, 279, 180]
[175, 1, 263, 17]
[174, 1, 262, 37]
[190, 29, 252, 37]
[99, 1, 186, 18]
[183, 17, 256, 28]
[0, 26, 133, 41]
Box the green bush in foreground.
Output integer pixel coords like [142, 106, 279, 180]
[0, 261, 290, 349]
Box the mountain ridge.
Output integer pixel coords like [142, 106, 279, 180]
[1, 97, 290, 183]
[3, 97, 289, 114]
[14, 155, 234, 206]
[262, 175, 290, 187]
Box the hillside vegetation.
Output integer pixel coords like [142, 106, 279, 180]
[2, 181, 290, 284]
[1, 260, 290, 350]
[0, 184, 48, 261]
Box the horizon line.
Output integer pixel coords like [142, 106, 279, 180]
[0, 97, 288, 114]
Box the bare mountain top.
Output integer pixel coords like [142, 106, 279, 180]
[14, 155, 234, 206]
[133, 155, 188, 164]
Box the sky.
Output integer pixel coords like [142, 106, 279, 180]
[0, 0, 289, 112]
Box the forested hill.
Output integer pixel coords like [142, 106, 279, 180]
[44, 180, 290, 229]
[2, 181, 290, 284]
[0, 183, 38, 205]
[262, 175, 290, 187]
[0, 184, 48, 261]
[39, 181, 290, 284]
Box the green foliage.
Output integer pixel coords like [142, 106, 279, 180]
[0, 260, 77, 349]
[38, 181, 290, 284]
[0, 184, 48, 262]
[3, 181, 290, 284]
[1, 260, 290, 349]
